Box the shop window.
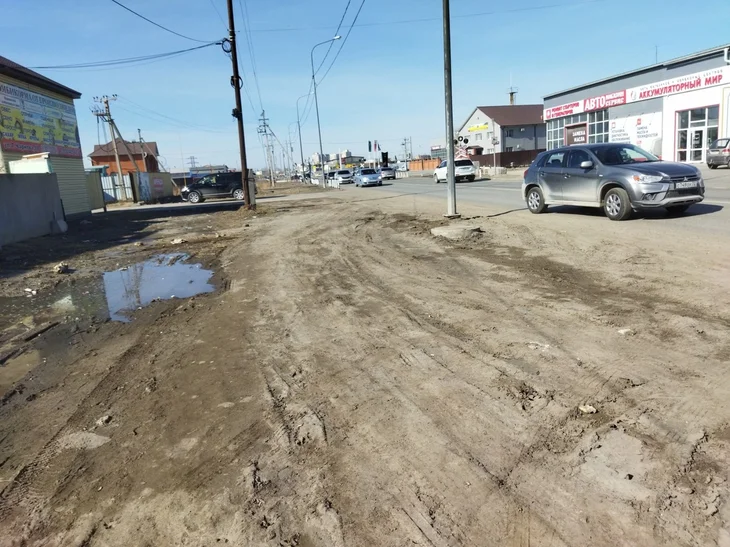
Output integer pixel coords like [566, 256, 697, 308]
[588, 109, 608, 144]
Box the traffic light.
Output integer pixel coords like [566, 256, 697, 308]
[381, 151, 388, 166]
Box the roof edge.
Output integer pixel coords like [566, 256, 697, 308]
[544, 43, 730, 100]
[0, 58, 81, 99]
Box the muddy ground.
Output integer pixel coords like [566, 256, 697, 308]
[0, 190, 729, 546]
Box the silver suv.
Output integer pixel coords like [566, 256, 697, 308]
[522, 143, 704, 221]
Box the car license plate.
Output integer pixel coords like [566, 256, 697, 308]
[676, 181, 697, 189]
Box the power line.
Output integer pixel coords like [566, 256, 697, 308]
[237, 0, 264, 111]
[109, 0, 215, 43]
[208, 0, 228, 28]
[250, 0, 621, 32]
[115, 96, 230, 133]
[318, 0, 366, 85]
[315, 0, 352, 75]
[30, 42, 220, 70]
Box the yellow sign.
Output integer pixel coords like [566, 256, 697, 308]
[468, 123, 489, 132]
[0, 81, 81, 158]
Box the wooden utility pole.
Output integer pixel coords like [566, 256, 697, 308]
[226, 0, 255, 208]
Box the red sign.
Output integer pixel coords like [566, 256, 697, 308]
[584, 90, 626, 111]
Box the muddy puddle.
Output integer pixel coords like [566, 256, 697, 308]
[0, 254, 215, 328]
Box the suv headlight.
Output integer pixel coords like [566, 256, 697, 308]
[632, 174, 664, 183]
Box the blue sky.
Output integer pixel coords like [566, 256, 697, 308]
[2, 0, 729, 171]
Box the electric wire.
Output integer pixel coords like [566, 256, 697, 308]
[110, 0, 216, 43]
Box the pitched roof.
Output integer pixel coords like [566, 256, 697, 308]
[476, 104, 544, 126]
[0, 56, 81, 99]
[89, 139, 160, 158]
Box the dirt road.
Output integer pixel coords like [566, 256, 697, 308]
[1, 192, 729, 546]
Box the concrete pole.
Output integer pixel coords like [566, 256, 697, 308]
[311, 37, 340, 186]
[442, 0, 459, 218]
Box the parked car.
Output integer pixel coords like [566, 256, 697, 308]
[354, 168, 382, 187]
[434, 159, 476, 183]
[707, 138, 730, 169]
[522, 143, 704, 221]
[334, 169, 353, 184]
[379, 166, 396, 180]
[181, 172, 254, 203]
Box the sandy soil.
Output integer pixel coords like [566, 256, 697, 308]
[1, 192, 729, 546]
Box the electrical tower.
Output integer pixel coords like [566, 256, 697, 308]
[188, 156, 198, 169]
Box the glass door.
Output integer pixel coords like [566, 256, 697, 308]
[689, 128, 705, 162]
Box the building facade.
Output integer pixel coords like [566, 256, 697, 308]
[457, 105, 546, 154]
[89, 139, 159, 175]
[543, 44, 730, 164]
[0, 56, 90, 218]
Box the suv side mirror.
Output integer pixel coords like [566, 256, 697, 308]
[580, 160, 594, 169]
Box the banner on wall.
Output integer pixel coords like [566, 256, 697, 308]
[544, 66, 730, 121]
[609, 112, 663, 155]
[0, 81, 82, 158]
[565, 124, 588, 145]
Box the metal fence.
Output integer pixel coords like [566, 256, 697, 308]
[101, 174, 133, 202]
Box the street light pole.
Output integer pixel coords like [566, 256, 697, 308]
[310, 36, 341, 186]
[442, 0, 459, 218]
[296, 93, 311, 180]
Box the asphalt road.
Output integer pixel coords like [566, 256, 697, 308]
[365, 167, 730, 235]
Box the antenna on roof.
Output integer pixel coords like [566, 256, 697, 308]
[508, 73, 518, 105]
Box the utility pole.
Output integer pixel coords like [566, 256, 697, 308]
[226, 0, 254, 208]
[187, 156, 197, 169]
[93, 95, 127, 201]
[258, 111, 275, 186]
[441, 0, 459, 218]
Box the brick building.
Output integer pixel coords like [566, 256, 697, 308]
[89, 139, 159, 175]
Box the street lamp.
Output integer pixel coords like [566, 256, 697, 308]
[310, 35, 341, 186]
[296, 92, 312, 180]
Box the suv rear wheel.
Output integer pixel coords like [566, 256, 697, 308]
[233, 188, 244, 200]
[603, 187, 631, 221]
[526, 187, 547, 214]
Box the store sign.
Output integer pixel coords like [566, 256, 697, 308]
[544, 101, 583, 120]
[565, 124, 588, 145]
[0, 81, 82, 158]
[468, 122, 489, 132]
[626, 66, 730, 102]
[609, 112, 662, 154]
[430, 145, 444, 151]
[545, 66, 730, 121]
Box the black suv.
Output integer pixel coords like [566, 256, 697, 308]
[181, 171, 255, 203]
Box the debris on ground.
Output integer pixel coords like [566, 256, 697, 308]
[95, 415, 112, 426]
[579, 404, 598, 414]
[54, 262, 70, 274]
[618, 328, 636, 336]
[171, 238, 187, 245]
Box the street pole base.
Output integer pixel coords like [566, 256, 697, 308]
[443, 213, 461, 219]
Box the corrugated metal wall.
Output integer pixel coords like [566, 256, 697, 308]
[0, 74, 90, 218]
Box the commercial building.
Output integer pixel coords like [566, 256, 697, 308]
[0, 55, 90, 218]
[543, 44, 730, 164]
[456, 104, 546, 166]
[89, 139, 160, 175]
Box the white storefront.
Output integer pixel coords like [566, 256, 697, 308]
[543, 46, 730, 164]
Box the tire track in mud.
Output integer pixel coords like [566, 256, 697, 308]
[274, 207, 728, 545]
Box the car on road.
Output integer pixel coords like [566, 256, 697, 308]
[707, 138, 730, 169]
[181, 172, 253, 204]
[434, 159, 477, 183]
[334, 169, 353, 184]
[354, 168, 382, 187]
[379, 166, 396, 180]
[522, 143, 704, 221]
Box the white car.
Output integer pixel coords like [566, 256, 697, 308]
[334, 169, 353, 184]
[434, 159, 477, 183]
